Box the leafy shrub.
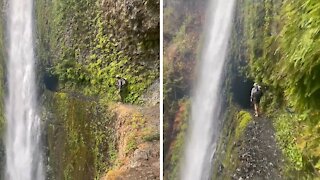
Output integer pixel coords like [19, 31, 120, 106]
[239, 0, 320, 176]
[274, 113, 303, 170]
[126, 134, 138, 154]
[143, 132, 160, 142]
[36, 0, 159, 104]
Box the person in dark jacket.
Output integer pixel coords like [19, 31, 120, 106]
[116, 75, 127, 101]
[250, 83, 263, 117]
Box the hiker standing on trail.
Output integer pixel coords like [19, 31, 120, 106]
[116, 75, 127, 101]
[250, 83, 263, 117]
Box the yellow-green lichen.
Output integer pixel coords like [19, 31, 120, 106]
[235, 111, 252, 140]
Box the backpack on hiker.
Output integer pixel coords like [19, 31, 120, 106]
[120, 78, 126, 87]
[116, 75, 127, 90]
[251, 85, 263, 103]
[251, 83, 263, 117]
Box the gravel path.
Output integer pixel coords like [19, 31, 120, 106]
[233, 115, 284, 180]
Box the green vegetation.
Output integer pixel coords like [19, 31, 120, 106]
[274, 113, 303, 170]
[36, 0, 159, 103]
[235, 111, 252, 140]
[143, 132, 160, 142]
[125, 134, 138, 155]
[33, 0, 159, 179]
[45, 92, 116, 179]
[165, 99, 190, 180]
[125, 113, 146, 155]
[237, 0, 320, 177]
[211, 107, 251, 180]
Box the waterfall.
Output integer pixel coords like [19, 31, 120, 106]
[181, 0, 235, 179]
[5, 0, 44, 179]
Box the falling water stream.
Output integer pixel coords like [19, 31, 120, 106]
[181, 0, 235, 179]
[5, 0, 44, 179]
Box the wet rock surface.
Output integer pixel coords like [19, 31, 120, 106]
[139, 79, 160, 106]
[233, 116, 284, 180]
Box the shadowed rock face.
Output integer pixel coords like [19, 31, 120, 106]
[43, 73, 59, 92]
[231, 75, 253, 109]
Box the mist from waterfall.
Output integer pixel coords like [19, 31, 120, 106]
[5, 0, 44, 179]
[181, 0, 235, 179]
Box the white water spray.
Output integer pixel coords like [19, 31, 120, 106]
[181, 0, 235, 179]
[5, 0, 44, 179]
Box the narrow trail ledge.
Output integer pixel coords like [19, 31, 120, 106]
[233, 115, 284, 180]
[103, 80, 160, 180]
[103, 103, 160, 180]
[213, 110, 286, 180]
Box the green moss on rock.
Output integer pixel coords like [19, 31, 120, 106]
[35, 0, 159, 104]
[44, 91, 116, 179]
[235, 111, 252, 140]
[211, 108, 251, 180]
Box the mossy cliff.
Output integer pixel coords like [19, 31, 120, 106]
[42, 92, 116, 179]
[35, 0, 159, 178]
[35, 0, 159, 103]
[211, 108, 252, 179]
[42, 91, 159, 179]
[213, 0, 320, 179]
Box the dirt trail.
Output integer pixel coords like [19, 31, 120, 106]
[233, 115, 284, 180]
[103, 103, 160, 180]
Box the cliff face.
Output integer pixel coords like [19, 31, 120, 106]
[43, 82, 159, 180]
[35, 0, 160, 178]
[35, 0, 159, 104]
[43, 92, 117, 179]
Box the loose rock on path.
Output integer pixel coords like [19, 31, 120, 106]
[233, 115, 284, 180]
